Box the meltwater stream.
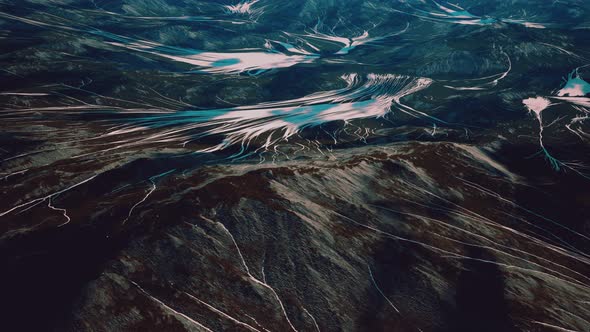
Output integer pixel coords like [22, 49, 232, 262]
[100, 74, 433, 153]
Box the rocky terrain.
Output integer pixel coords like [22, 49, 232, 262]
[1, 0, 590, 331]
